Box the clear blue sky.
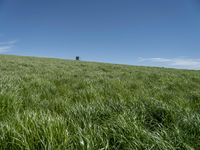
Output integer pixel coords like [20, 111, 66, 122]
[0, 0, 200, 69]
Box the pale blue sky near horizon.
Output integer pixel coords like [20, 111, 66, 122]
[0, 0, 200, 69]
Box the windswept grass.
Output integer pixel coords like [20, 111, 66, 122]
[0, 55, 200, 149]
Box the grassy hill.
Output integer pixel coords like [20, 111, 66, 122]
[0, 55, 200, 150]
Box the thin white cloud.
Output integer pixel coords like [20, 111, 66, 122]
[0, 40, 17, 45]
[139, 57, 171, 63]
[0, 46, 13, 53]
[138, 57, 200, 70]
[0, 40, 17, 53]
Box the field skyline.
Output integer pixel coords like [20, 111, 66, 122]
[0, 54, 200, 71]
[0, 0, 200, 149]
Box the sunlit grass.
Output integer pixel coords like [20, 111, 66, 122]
[0, 55, 200, 149]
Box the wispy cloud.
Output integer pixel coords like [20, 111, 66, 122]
[0, 40, 17, 45]
[138, 57, 200, 70]
[0, 46, 13, 53]
[0, 40, 17, 53]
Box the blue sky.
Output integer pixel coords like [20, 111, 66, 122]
[0, 0, 200, 69]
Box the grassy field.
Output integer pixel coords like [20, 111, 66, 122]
[0, 55, 200, 150]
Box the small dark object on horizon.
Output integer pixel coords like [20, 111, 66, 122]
[76, 56, 80, 61]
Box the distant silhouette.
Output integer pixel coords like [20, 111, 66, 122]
[76, 56, 80, 61]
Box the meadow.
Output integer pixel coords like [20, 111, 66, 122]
[0, 55, 200, 150]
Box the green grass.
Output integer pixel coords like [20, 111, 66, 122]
[0, 55, 200, 150]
